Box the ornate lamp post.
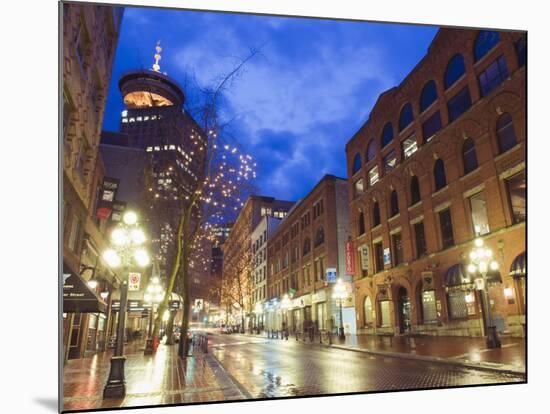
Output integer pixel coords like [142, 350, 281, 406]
[281, 294, 291, 338]
[332, 278, 348, 340]
[144, 277, 164, 355]
[102, 211, 150, 399]
[467, 238, 501, 349]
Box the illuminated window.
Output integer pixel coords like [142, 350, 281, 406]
[401, 135, 418, 159]
[368, 166, 379, 186]
[122, 118, 128, 123]
[506, 171, 526, 224]
[121, 110, 128, 117]
[383, 150, 397, 175]
[129, 117, 135, 123]
[137, 116, 142, 122]
[469, 192, 490, 236]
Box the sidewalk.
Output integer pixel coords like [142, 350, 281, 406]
[62, 339, 246, 411]
[247, 331, 525, 375]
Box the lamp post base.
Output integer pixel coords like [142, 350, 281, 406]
[103, 356, 127, 399]
[144, 338, 154, 355]
[338, 327, 345, 341]
[486, 326, 502, 349]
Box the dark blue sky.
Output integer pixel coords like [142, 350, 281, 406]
[103, 6, 438, 202]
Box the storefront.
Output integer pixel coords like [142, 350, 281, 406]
[509, 251, 526, 336]
[312, 290, 327, 330]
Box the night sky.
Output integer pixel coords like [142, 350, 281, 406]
[103, 6, 438, 202]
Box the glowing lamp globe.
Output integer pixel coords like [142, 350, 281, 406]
[123, 211, 138, 225]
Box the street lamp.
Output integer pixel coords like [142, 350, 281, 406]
[467, 238, 501, 349]
[332, 278, 348, 340]
[102, 210, 150, 399]
[254, 302, 263, 334]
[144, 277, 164, 355]
[280, 294, 291, 339]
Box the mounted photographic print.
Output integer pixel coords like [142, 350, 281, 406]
[60, 1, 527, 412]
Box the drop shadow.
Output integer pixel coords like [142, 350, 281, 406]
[33, 397, 59, 412]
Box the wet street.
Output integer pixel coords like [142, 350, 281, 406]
[209, 333, 525, 399]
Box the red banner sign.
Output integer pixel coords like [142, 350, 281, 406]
[345, 240, 355, 275]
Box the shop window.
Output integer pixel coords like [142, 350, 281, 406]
[516, 37, 526, 67]
[368, 165, 379, 187]
[373, 202, 381, 227]
[448, 290, 469, 319]
[445, 54, 466, 89]
[420, 80, 438, 112]
[380, 300, 391, 327]
[401, 135, 418, 160]
[366, 139, 377, 162]
[352, 153, 362, 175]
[479, 55, 509, 97]
[439, 208, 455, 249]
[506, 171, 526, 224]
[383, 150, 397, 175]
[364, 297, 373, 326]
[496, 113, 518, 154]
[462, 138, 479, 175]
[381, 122, 394, 148]
[410, 176, 421, 205]
[399, 103, 414, 131]
[422, 110, 442, 143]
[421, 290, 438, 323]
[447, 86, 472, 122]
[374, 242, 384, 273]
[391, 233, 403, 266]
[390, 190, 399, 217]
[414, 221, 427, 258]
[474, 30, 500, 62]
[434, 159, 447, 191]
[470, 192, 490, 236]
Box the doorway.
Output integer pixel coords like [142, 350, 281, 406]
[397, 287, 411, 334]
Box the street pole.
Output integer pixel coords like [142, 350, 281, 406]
[481, 271, 501, 348]
[338, 300, 345, 340]
[144, 302, 154, 355]
[103, 270, 128, 398]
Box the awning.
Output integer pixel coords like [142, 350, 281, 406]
[509, 252, 526, 278]
[443, 263, 502, 288]
[63, 262, 107, 313]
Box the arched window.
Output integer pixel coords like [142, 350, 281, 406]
[445, 54, 466, 89]
[352, 153, 362, 175]
[314, 226, 324, 247]
[390, 190, 399, 217]
[302, 237, 311, 256]
[462, 138, 478, 174]
[358, 211, 365, 235]
[420, 80, 438, 112]
[364, 296, 373, 327]
[410, 175, 421, 205]
[373, 202, 381, 227]
[434, 158, 447, 191]
[496, 113, 518, 153]
[381, 123, 394, 148]
[474, 30, 500, 62]
[366, 139, 377, 161]
[399, 104, 414, 132]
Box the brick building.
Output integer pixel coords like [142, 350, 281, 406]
[62, 3, 123, 360]
[221, 196, 294, 330]
[345, 28, 526, 338]
[265, 175, 354, 335]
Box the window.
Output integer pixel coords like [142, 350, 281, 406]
[368, 166, 379, 186]
[434, 159, 447, 191]
[462, 138, 478, 175]
[401, 135, 418, 160]
[374, 242, 384, 273]
[422, 111, 442, 143]
[373, 202, 381, 227]
[364, 297, 373, 326]
[354, 178, 364, 198]
[470, 192, 490, 236]
[496, 113, 518, 153]
[68, 214, 81, 252]
[314, 226, 324, 247]
[410, 176, 421, 205]
[414, 221, 427, 258]
[474, 30, 500, 62]
[383, 150, 397, 175]
[506, 171, 526, 224]
[448, 290, 468, 319]
[439, 208, 455, 249]
[291, 245, 298, 263]
[390, 190, 399, 217]
[421, 290, 438, 323]
[381, 122, 394, 148]
[516, 37, 526, 67]
[447, 87, 472, 122]
[302, 237, 311, 255]
[366, 140, 377, 162]
[391, 233, 403, 266]
[358, 211, 365, 235]
[352, 153, 362, 175]
[420, 80, 438, 112]
[479, 55, 509, 97]
[445, 54, 466, 89]
[399, 104, 414, 131]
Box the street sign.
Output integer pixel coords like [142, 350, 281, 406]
[360, 245, 369, 271]
[194, 298, 203, 310]
[128, 272, 141, 291]
[326, 268, 337, 283]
